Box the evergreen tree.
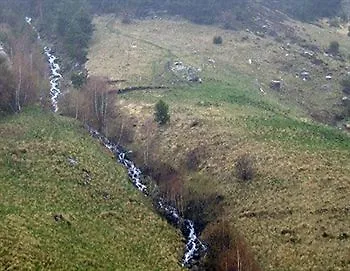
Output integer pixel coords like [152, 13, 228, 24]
[154, 100, 170, 125]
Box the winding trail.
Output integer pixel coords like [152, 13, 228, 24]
[26, 17, 206, 268]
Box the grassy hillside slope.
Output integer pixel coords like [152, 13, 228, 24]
[87, 16, 350, 125]
[87, 16, 350, 270]
[0, 107, 183, 270]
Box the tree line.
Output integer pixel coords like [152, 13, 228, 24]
[89, 0, 342, 23]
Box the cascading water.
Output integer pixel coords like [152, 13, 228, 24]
[44, 47, 62, 112]
[25, 16, 206, 268]
[86, 127, 207, 267]
[25, 17, 62, 112]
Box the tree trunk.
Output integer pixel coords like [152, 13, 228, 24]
[16, 65, 22, 112]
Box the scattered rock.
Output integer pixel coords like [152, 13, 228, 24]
[325, 73, 332, 80]
[288, 237, 300, 244]
[53, 214, 72, 226]
[322, 232, 330, 238]
[298, 70, 310, 81]
[241, 35, 249, 42]
[102, 191, 111, 200]
[281, 229, 294, 235]
[190, 119, 201, 128]
[342, 96, 350, 106]
[170, 61, 202, 83]
[67, 156, 78, 166]
[302, 50, 315, 58]
[255, 31, 265, 38]
[208, 58, 215, 64]
[270, 79, 282, 90]
[338, 232, 349, 240]
[81, 168, 92, 186]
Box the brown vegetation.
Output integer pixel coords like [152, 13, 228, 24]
[235, 154, 256, 181]
[202, 220, 261, 271]
[61, 76, 115, 132]
[0, 28, 46, 114]
[184, 146, 206, 171]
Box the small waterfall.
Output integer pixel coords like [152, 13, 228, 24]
[25, 17, 62, 112]
[87, 127, 207, 268]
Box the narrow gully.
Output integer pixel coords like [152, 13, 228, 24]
[25, 17, 207, 268]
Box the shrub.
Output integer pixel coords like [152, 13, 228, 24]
[235, 153, 255, 181]
[213, 35, 223, 45]
[183, 189, 224, 232]
[121, 15, 132, 24]
[71, 72, 86, 89]
[154, 99, 170, 125]
[329, 17, 340, 27]
[202, 220, 261, 271]
[341, 76, 350, 94]
[328, 41, 340, 55]
[185, 147, 205, 171]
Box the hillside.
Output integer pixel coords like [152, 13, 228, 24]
[86, 16, 350, 270]
[88, 15, 350, 126]
[0, 107, 183, 270]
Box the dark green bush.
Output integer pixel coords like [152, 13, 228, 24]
[328, 41, 340, 55]
[154, 99, 170, 125]
[213, 36, 223, 45]
[71, 72, 86, 89]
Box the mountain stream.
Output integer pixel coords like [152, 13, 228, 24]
[25, 17, 206, 268]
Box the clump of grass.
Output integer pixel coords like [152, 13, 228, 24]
[235, 153, 256, 181]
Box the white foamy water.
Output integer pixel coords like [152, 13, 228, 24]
[25, 17, 62, 112]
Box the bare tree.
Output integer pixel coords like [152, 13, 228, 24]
[81, 76, 110, 132]
[141, 117, 157, 165]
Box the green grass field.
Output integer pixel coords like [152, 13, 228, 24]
[0, 107, 183, 270]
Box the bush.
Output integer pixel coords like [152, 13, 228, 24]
[213, 35, 223, 45]
[202, 220, 261, 271]
[154, 99, 170, 125]
[235, 153, 255, 181]
[71, 72, 86, 89]
[121, 14, 132, 24]
[341, 76, 350, 94]
[328, 41, 340, 55]
[185, 147, 205, 171]
[183, 189, 224, 233]
[329, 17, 340, 27]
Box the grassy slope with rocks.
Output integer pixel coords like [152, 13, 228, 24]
[0, 107, 183, 270]
[87, 15, 350, 270]
[88, 16, 350, 125]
